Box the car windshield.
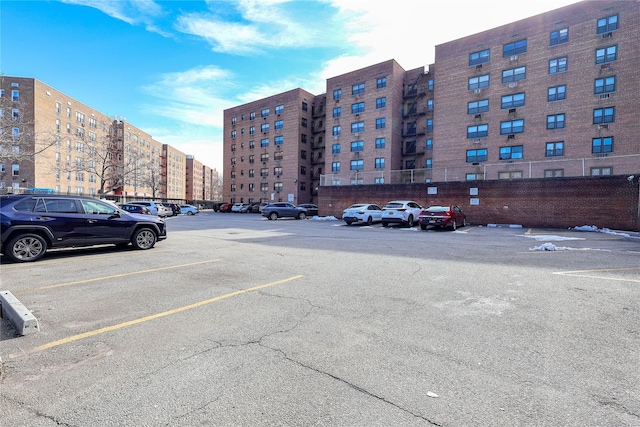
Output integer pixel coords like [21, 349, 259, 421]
[347, 204, 366, 209]
[385, 203, 404, 209]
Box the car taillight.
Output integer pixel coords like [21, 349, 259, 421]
[397, 208, 406, 212]
[444, 211, 451, 216]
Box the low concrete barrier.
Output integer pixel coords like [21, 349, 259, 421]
[0, 290, 39, 335]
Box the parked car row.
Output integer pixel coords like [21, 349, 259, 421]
[1, 194, 167, 262]
[117, 201, 198, 217]
[342, 200, 467, 231]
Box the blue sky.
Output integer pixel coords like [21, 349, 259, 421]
[1, 0, 580, 172]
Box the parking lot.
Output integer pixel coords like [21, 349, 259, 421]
[1, 212, 639, 426]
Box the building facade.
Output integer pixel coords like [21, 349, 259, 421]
[222, 0, 640, 204]
[433, 0, 640, 181]
[223, 88, 320, 205]
[1, 76, 216, 203]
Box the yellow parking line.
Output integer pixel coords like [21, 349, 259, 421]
[31, 275, 304, 353]
[14, 259, 221, 294]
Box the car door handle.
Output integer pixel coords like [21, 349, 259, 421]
[87, 219, 98, 223]
[35, 216, 53, 221]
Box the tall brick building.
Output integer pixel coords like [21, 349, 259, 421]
[223, 0, 640, 205]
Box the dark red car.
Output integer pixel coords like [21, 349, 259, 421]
[418, 205, 466, 230]
[218, 203, 232, 213]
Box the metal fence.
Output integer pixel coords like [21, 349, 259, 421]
[319, 154, 640, 186]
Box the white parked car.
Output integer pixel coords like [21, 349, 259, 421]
[381, 200, 423, 227]
[342, 203, 383, 226]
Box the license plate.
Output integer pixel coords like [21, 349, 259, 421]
[429, 220, 436, 224]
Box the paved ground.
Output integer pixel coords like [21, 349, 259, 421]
[1, 212, 639, 426]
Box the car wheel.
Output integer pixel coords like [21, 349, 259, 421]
[187, 211, 195, 215]
[345, 221, 352, 226]
[298, 212, 307, 220]
[451, 220, 457, 231]
[407, 215, 414, 227]
[6, 233, 47, 262]
[366, 216, 373, 226]
[269, 212, 278, 221]
[382, 222, 388, 227]
[131, 228, 157, 250]
[420, 224, 427, 231]
[462, 218, 467, 227]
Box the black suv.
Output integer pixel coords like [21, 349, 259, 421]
[1, 194, 167, 262]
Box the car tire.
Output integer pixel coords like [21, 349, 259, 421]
[298, 212, 307, 220]
[345, 221, 352, 226]
[269, 212, 278, 221]
[187, 211, 195, 215]
[407, 215, 414, 227]
[420, 224, 427, 231]
[366, 216, 373, 226]
[6, 233, 47, 262]
[462, 218, 467, 227]
[451, 221, 457, 231]
[131, 228, 157, 250]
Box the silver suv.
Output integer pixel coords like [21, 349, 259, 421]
[128, 201, 172, 217]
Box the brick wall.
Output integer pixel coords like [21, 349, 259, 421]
[317, 175, 640, 231]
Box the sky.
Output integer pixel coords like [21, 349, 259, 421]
[1, 0, 582, 172]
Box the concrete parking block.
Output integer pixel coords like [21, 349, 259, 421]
[0, 290, 39, 335]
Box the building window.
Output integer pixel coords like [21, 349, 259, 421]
[250, 112, 256, 120]
[591, 167, 613, 176]
[12, 128, 20, 141]
[499, 145, 523, 160]
[249, 140, 255, 149]
[501, 93, 525, 109]
[375, 138, 385, 149]
[333, 107, 341, 118]
[503, 39, 527, 57]
[468, 99, 489, 114]
[260, 182, 268, 191]
[249, 155, 255, 163]
[596, 46, 617, 64]
[351, 102, 365, 114]
[548, 85, 566, 102]
[231, 130, 236, 139]
[274, 105, 283, 115]
[468, 74, 490, 90]
[469, 48, 490, 66]
[300, 150, 307, 159]
[352, 83, 365, 95]
[547, 114, 565, 129]
[231, 116, 237, 125]
[405, 160, 416, 169]
[351, 121, 364, 133]
[425, 158, 432, 169]
[376, 97, 386, 109]
[350, 160, 364, 170]
[497, 171, 522, 180]
[546, 141, 564, 157]
[260, 168, 268, 177]
[593, 107, 615, 124]
[466, 149, 488, 163]
[426, 119, 433, 131]
[333, 89, 342, 100]
[274, 120, 284, 130]
[300, 165, 306, 175]
[545, 169, 564, 178]
[301, 118, 307, 127]
[550, 28, 569, 45]
[249, 126, 255, 135]
[466, 173, 483, 181]
[332, 144, 340, 154]
[260, 138, 269, 147]
[351, 141, 364, 152]
[502, 66, 526, 83]
[12, 90, 19, 102]
[261, 109, 269, 118]
[332, 126, 341, 136]
[301, 102, 308, 112]
[332, 162, 340, 172]
[595, 76, 616, 94]
[377, 77, 387, 89]
[467, 124, 488, 138]
[376, 118, 386, 129]
[549, 57, 567, 74]
[274, 182, 283, 192]
[274, 151, 283, 161]
[375, 158, 385, 169]
[274, 136, 283, 145]
[375, 177, 384, 184]
[597, 14, 618, 34]
[426, 139, 433, 150]
[427, 99, 434, 111]
[500, 119, 524, 134]
[261, 123, 269, 133]
[428, 79, 434, 91]
[592, 137, 613, 154]
[260, 153, 269, 162]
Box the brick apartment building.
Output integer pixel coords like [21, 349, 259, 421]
[0, 76, 217, 203]
[223, 88, 321, 205]
[223, 0, 640, 205]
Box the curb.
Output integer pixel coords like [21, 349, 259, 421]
[0, 290, 39, 336]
